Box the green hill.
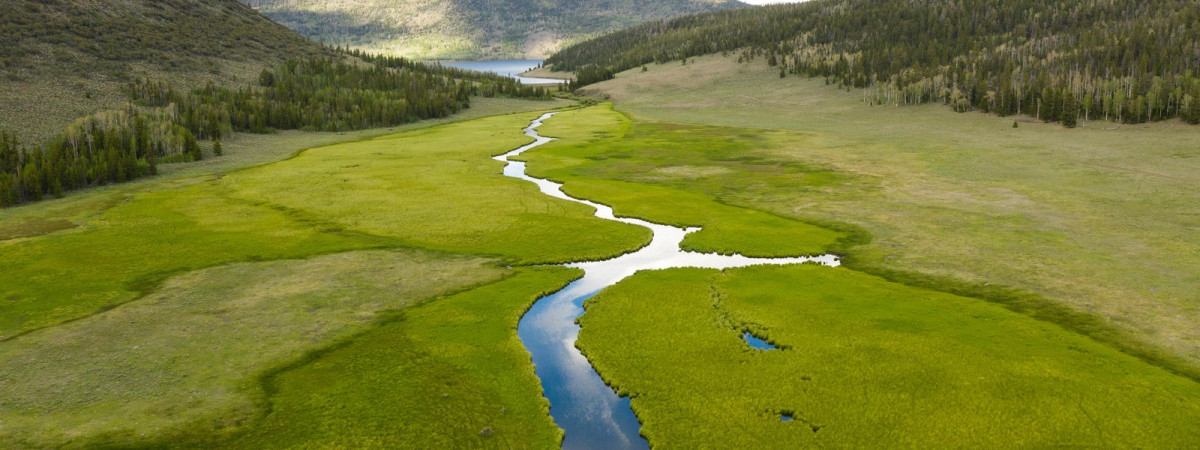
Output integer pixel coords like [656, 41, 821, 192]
[0, 0, 331, 143]
[548, 0, 1200, 127]
[238, 0, 745, 60]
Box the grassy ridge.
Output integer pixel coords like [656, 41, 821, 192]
[0, 184, 394, 339]
[577, 266, 1200, 447]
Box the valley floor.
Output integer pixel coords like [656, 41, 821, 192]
[583, 54, 1200, 371]
[2, 63, 1199, 448]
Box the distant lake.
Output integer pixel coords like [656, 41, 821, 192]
[441, 60, 565, 85]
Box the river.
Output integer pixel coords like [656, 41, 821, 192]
[502, 113, 840, 449]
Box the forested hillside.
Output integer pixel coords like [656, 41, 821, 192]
[548, 0, 1200, 126]
[238, 0, 744, 60]
[0, 0, 555, 208]
[0, 0, 332, 143]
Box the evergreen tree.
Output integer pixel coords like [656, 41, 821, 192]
[183, 131, 202, 161]
[1062, 92, 1079, 128]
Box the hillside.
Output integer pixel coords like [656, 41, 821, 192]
[548, 0, 1200, 126]
[0, 0, 556, 208]
[237, 0, 745, 60]
[0, 0, 331, 143]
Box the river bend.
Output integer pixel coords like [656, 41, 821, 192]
[505, 113, 840, 449]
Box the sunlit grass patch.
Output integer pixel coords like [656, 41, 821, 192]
[222, 111, 650, 264]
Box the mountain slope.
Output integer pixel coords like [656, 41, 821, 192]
[548, 0, 1200, 126]
[0, 0, 330, 142]
[238, 0, 745, 60]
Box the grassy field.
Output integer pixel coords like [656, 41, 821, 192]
[576, 265, 1200, 447]
[0, 97, 575, 339]
[583, 54, 1200, 369]
[0, 250, 505, 447]
[0, 99, 647, 447]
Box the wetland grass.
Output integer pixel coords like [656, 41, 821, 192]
[576, 266, 1200, 447]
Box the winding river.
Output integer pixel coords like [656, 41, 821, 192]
[505, 113, 841, 449]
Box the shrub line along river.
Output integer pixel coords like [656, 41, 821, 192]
[503, 113, 841, 449]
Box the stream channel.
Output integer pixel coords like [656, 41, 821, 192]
[504, 113, 841, 449]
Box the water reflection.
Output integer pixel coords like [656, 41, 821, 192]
[744, 331, 779, 351]
[505, 113, 839, 449]
[441, 59, 564, 85]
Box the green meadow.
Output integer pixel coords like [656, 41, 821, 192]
[576, 266, 1200, 447]
[0, 100, 646, 447]
[584, 54, 1200, 369]
[519, 103, 1200, 446]
[0, 250, 505, 447]
[526, 105, 843, 257]
[2, 69, 1199, 448]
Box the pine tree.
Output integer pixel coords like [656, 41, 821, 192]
[1062, 91, 1079, 128]
[183, 131, 202, 161]
[212, 139, 223, 156]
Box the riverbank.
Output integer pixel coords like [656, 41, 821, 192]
[521, 66, 574, 81]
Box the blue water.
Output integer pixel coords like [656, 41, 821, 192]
[441, 59, 564, 85]
[743, 331, 778, 350]
[518, 287, 648, 450]
[781, 413, 795, 422]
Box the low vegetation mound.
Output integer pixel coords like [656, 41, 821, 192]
[548, 0, 1200, 126]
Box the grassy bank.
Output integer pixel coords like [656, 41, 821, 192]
[526, 105, 843, 257]
[577, 266, 1200, 447]
[215, 267, 579, 448]
[582, 54, 1200, 367]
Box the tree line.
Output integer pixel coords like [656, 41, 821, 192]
[129, 57, 472, 137]
[0, 106, 204, 207]
[346, 49, 554, 99]
[3, 53, 553, 208]
[547, 0, 1200, 127]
